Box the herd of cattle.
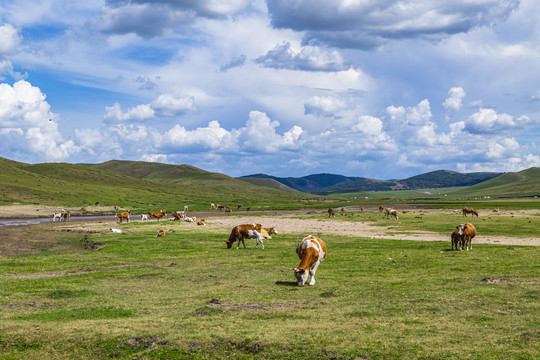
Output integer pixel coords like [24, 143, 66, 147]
[50, 204, 484, 286]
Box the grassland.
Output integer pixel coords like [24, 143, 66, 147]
[0, 158, 333, 211]
[0, 211, 538, 359]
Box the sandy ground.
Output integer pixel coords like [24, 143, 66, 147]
[0, 205, 538, 257]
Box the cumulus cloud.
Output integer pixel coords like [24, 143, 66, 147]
[304, 96, 347, 117]
[266, 0, 520, 49]
[0, 80, 78, 161]
[443, 87, 466, 111]
[0, 24, 22, 55]
[387, 99, 432, 126]
[104, 93, 196, 123]
[255, 42, 348, 72]
[464, 108, 535, 134]
[100, 0, 249, 37]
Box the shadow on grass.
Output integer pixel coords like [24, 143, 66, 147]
[275, 280, 297, 286]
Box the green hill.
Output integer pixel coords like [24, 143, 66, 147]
[0, 158, 325, 210]
[238, 177, 301, 193]
[453, 167, 540, 198]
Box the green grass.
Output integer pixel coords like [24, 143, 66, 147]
[0, 158, 335, 211]
[298, 209, 539, 237]
[0, 220, 538, 359]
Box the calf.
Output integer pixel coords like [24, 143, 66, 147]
[148, 210, 167, 221]
[456, 223, 477, 251]
[225, 224, 264, 249]
[261, 226, 278, 239]
[156, 229, 165, 237]
[292, 235, 327, 287]
[451, 230, 463, 251]
[116, 210, 130, 223]
[197, 219, 205, 225]
[52, 212, 63, 222]
[140, 214, 148, 222]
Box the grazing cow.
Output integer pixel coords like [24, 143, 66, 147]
[140, 214, 148, 222]
[451, 230, 463, 251]
[385, 208, 398, 220]
[116, 211, 130, 223]
[216, 204, 226, 210]
[225, 207, 232, 213]
[95, 201, 100, 206]
[462, 207, 479, 217]
[148, 210, 167, 221]
[183, 205, 189, 211]
[225, 224, 264, 249]
[328, 208, 335, 218]
[61, 211, 71, 221]
[379, 205, 384, 212]
[210, 203, 217, 209]
[246, 207, 251, 211]
[238, 204, 243, 209]
[261, 226, 278, 239]
[52, 212, 63, 222]
[292, 235, 327, 287]
[197, 219, 205, 226]
[457, 223, 476, 251]
[156, 230, 165, 237]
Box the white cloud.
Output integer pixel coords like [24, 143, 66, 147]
[464, 108, 535, 134]
[304, 96, 347, 116]
[151, 94, 196, 117]
[255, 42, 348, 71]
[0, 24, 23, 55]
[443, 87, 466, 111]
[104, 102, 155, 123]
[0, 80, 78, 161]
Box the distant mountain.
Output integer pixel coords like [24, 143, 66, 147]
[240, 170, 503, 194]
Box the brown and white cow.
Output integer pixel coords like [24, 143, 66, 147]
[156, 229, 165, 237]
[116, 210, 130, 223]
[328, 208, 335, 218]
[225, 224, 264, 249]
[61, 211, 71, 221]
[456, 223, 476, 251]
[148, 210, 167, 221]
[292, 235, 327, 287]
[385, 208, 398, 220]
[260, 226, 278, 239]
[462, 207, 479, 218]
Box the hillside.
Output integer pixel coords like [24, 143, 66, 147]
[238, 177, 301, 193]
[452, 167, 540, 197]
[0, 158, 325, 210]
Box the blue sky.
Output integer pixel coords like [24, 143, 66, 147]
[0, 0, 539, 179]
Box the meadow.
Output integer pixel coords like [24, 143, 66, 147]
[0, 209, 538, 359]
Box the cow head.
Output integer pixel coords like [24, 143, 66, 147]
[268, 227, 278, 236]
[225, 239, 233, 249]
[456, 224, 465, 236]
[292, 267, 308, 286]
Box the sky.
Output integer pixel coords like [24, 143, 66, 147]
[0, 0, 539, 180]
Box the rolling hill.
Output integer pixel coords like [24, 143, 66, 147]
[240, 170, 503, 195]
[452, 167, 540, 198]
[0, 158, 325, 210]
